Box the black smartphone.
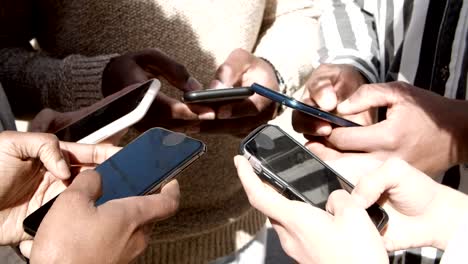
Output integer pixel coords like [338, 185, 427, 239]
[182, 87, 254, 103]
[23, 127, 206, 236]
[240, 124, 388, 231]
[250, 83, 359, 127]
[54, 79, 160, 143]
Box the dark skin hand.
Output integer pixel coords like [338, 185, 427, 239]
[102, 49, 214, 133]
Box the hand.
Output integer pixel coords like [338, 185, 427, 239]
[322, 81, 468, 176]
[292, 64, 373, 137]
[28, 108, 76, 134]
[195, 48, 278, 136]
[351, 158, 468, 251]
[234, 156, 388, 264]
[30, 170, 180, 264]
[0, 131, 120, 248]
[102, 49, 214, 133]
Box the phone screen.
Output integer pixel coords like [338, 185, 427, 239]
[95, 128, 205, 205]
[23, 128, 205, 236]
[250, 83, 359, 127]
[55, 81, 152, 142]
[244, 125, 351, 209]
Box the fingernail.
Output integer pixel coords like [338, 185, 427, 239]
[316, 125, 332, 136]
[233, 156, 240, 167]
[337, 100, 350, 113]
[198, 112, 215, 120]
[57, 159, 71, 179]
[320, 89, 337, 111]
[217, 106, 232, 119]
[185, 77, 203, 91]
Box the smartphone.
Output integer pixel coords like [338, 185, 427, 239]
[23, 127, 206, 236]
[240, 124, 388, 231]
[250, 83, 359, 127]
[182, 87, 254, 103]
[54, 79, 160, 143]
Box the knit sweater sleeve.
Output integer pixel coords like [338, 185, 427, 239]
[0, 48, 117, 115]
[0, 1, 116, 115]
[253, 0, 322, 96]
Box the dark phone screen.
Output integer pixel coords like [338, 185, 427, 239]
[23, 128, 205, 236]
[244, 126, 352, 209]
[55, 81, 152, 142]
[94, 128, 204, 205]
[250, 83, 359, 127]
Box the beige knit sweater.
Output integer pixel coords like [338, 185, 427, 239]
[0, 1, 320, 263]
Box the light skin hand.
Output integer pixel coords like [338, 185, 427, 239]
[29, 170, 180, 264]
[189, 48, 278, 136]
[292, 63, 373, 137]
[351, 158, 468, 251]
[0, 131, 120, 252]
[234, 155, 388, 264]
[326, 81, 468, 176]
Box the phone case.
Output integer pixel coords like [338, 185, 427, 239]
[78, 79, 160, 143]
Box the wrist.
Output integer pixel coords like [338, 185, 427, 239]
[448, 100, 468, 166]
[430, 186, 468, 250]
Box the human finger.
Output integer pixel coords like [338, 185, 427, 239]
[133, 48, 201, 92]
[291, 110, 332, 136]
[214, 49, 253, 87]
[1, 131, 71, 180]
[337, 83, 398, 115]
[64, 170, 103, 202]
[60, 142, 121, 165]
[109, 180, 180, 225]
[234, 156, 293, 221]
[326, 122, 391, 152]
[217, 94, 275, 119]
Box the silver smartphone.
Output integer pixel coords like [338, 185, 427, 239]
[240, 124, 388, 231]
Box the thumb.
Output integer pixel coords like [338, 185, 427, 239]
[19, 240, 33, 259]
[337, 83, 397, 115]
[66, 170, 103, 202]
[308, 80, 338, 111]
[9, 132, 70, 180]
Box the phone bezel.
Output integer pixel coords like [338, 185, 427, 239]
[240, 124, 388, 231]
[182, 87, 254, 103]
[250, 83, 360, 127]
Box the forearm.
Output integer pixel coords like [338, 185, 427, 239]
[254, 0, 320, 96]
[430, 186, 468, 250]
[319, 0, 381, 83]
[0, 47, 117, 117]
[449, 100, 468, 166]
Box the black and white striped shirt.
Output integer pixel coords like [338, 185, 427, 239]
[318, 0, 467, 263]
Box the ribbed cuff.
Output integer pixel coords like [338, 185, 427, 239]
[60, 54, 119, 111]
[135, 207, 266, 264]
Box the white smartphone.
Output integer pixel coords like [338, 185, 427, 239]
[54, 79, 160, 143]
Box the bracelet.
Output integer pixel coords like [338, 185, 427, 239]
[259, 57, 286, 94]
